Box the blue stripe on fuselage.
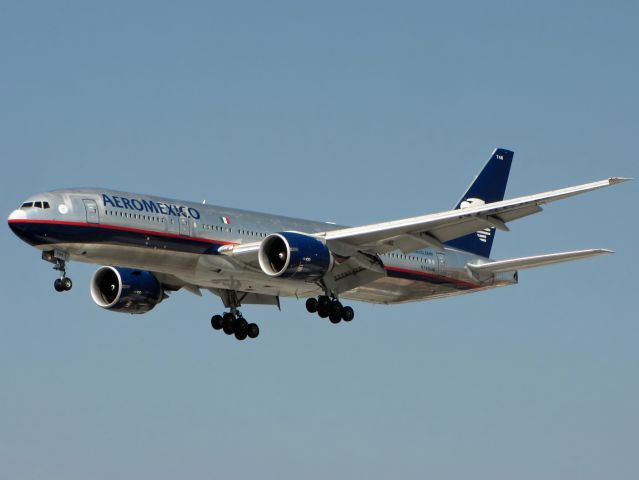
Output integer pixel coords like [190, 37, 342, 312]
[8, 220, 228, 255]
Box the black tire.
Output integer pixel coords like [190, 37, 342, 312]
[317, 295, 331, 311]
[305, 297, 318, 313]
[329, 300, 342, 323]
[62, 277, 72, 291]
[329, 300, 343, 317]
[317, 307, 329, 318]
[211, 315, 224, 330]
[235, 330, 247, 341]
[342, 306, 354, 322]
[329, 311, 342, 323]
[247, 323, 259, 338]
[223, 312, 235, 328]
[223, 312, 236, 334]
[234, 318, 248, 335]
[54, 278, 64, 292]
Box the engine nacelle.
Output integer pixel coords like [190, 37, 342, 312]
[90, 266, 163, 314]
[258, 232, 333, 280]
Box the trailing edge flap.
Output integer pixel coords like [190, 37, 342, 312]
[467, 249, 613, 274]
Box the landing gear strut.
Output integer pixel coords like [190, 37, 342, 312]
[210, 308, 259, 341]
[43, 251, 72, 292]
[306, 295, 354, 324]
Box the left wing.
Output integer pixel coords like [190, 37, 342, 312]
[322, 177, 628, 255]
[217, 177, 627, 267]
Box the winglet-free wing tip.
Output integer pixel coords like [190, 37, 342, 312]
[609, 177, 632, 185]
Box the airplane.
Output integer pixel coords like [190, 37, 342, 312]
[7, 148, 629, 341]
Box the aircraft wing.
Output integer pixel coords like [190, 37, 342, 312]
[467, 248, 613, 275]
[321, 177, 628, 255]
[217, 177, 627, 269]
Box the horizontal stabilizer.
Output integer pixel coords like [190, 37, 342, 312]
[467, 249, 613, 274]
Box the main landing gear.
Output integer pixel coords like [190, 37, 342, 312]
[210, 310, 259, 341]
[305, 295, 354, 324]
[43, 251, 72, 292]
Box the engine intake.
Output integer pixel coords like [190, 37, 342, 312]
[258, 232, 333, 280]
[90, 266, 163, 314]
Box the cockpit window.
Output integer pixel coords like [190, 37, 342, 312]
[20, 201, 50, 209]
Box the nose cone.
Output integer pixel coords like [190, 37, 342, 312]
[8, 208, 28, 222]
[8, 209, 29, 242]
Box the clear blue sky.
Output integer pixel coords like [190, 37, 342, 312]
[1, 1, 637, 478]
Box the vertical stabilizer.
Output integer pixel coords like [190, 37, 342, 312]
[445, 148, 514, 258]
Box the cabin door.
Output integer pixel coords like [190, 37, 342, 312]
[83, 199, 100, 224]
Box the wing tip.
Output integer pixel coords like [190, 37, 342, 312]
[609, 176, 632, 185]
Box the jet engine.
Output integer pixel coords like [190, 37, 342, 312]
[90, 266, 164, 314]
[258, 232, 333, 280]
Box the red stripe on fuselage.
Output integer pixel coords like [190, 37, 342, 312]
[7, 218, 238, 246]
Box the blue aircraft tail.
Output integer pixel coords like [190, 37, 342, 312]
[444, 148, 514, 258]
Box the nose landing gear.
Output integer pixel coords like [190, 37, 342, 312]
[306, 295, 354, 324]
[43, 250, 72, 292]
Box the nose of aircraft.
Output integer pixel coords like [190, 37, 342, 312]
[8, 208, 29, 243]
[8, 208, 28, 222]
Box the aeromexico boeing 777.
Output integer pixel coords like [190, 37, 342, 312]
[8, 149, 629, 340]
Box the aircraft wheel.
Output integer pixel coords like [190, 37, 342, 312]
[235, 330, 247, 341]
[223, 312, 235, 326]
[317, 295, 331, 312]
[247, 323, 259, 339]
[305, 297, 318, 313]
[341, 306, 354, 322]
[329, 301, 342, 323]
[318, 308, 329, 318]
[211, 315, 224, 330]
[222, 313, 235, 335]
[54, 278, 64, 292]
[62, 277, 73, 291]
[235, 318, 248, 335]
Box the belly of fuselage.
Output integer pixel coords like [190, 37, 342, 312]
[49, 241, 504, 305]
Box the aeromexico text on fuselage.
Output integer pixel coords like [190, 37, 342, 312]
[101, 193, 201, 220]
